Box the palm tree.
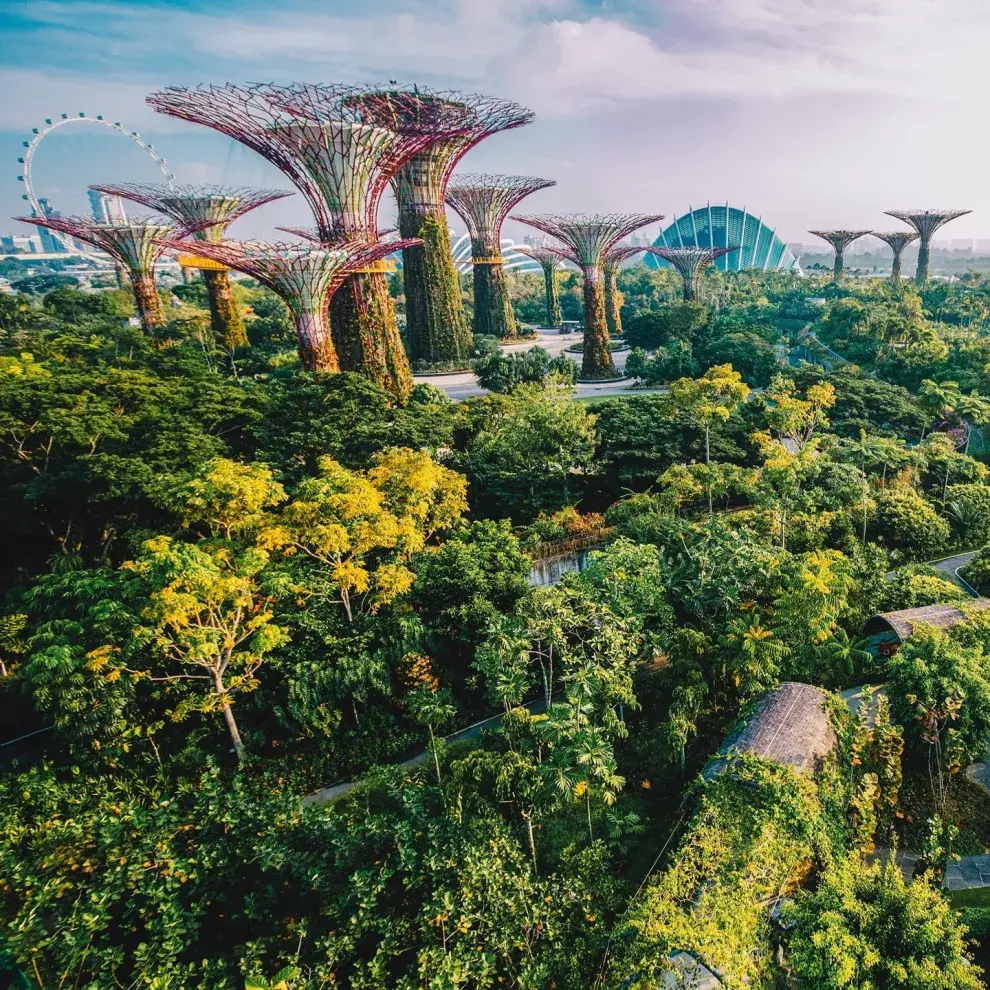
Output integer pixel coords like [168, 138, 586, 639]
[954, 390, 990, 454]
[573, 727, 625, 842]
[917, 379, 961, 441]
[408, 686, 457, 791]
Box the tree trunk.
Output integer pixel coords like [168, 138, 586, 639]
[586, 790, 593, 842]
[131, 271, 165, 331]
[682, 274, 697, 302]
[580, 265, 615, 380]
[524, 811, 538, 872]
[217, 681, 246, 764]
[833, 249, 844, 280]
[428, 724, 444, 796]
[543, 262, 561, 327]
[471, 239, 517, 340]
[293, 310, 339, 373]
[916, 237, 931, 286]
[203, 269, 248, 349]
[398, 202, 471, 365]
[891, 251, 902, 282]
[328, 269, 413, 399]
[604, 265, 622, 338]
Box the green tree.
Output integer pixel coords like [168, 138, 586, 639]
[785, 856, 981, 989]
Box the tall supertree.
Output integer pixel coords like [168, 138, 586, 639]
[648, 246, 739, 302]
[445, 174, 555, 339]
[884, 209, 972, 285]
[358, 88, 535, 365]
[808, 229, 871, 279]
[516, 244, 564, 327]
[602, 244, 649, 338]
[512, 214, 664, 379]
[90, 183, 291, 348]
[16, 214, 200, 330]
[147, 83, 457, 399]
[158, 237, 419, 373]
[872, 230, 918, 282]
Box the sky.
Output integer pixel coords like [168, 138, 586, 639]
[3, 0, 990, 245]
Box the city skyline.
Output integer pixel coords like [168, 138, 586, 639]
[3, 0, 990, 246]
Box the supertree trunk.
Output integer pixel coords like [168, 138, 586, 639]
[581, 265, 615, 379]
[472, 255, 517, 339]
[604, 265, 623, 337]
[132, 273, 165, 330]
[833, 250, 844, 279]
[544, 265, 562, 327]
[682, 274, 698, 302]
[915, 238, 931, 286]
[203, 269, 248, 349]
[329, 270, 413, 400]
[890, 253, 902, 281]
[399, 207, 471, 365]
[294, 311, 339, 373]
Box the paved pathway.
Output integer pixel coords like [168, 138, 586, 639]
[945, 855, 990, 892]
[930, 551, 980, 594]
[302, 697, 551, 807]
[415, 330, 638, 402]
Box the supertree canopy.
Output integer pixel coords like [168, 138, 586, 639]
[357, 87, 535, 365]
[515, 244, 564, 327]
[158, 237, 419, 374]
[648, 246, 738, 302]
[808, 229, 871, 279]
[872, 230, 918, 282]
[445, 174, 555, 340]
[884, 209, 972, 285]
[17, 214, 200, 330]
[90, 183, 291, 349]
[512, 213, 663, 379]
[146, 83, 458, 398]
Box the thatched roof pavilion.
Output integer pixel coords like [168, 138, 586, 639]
[863, 599, 990, 645]
[704, 682, 836, 781]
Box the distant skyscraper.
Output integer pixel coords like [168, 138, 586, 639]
[87, 189, 127, 223]
[33, 198, 66, 253]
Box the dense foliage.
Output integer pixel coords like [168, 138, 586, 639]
[4, 264, 990, 987]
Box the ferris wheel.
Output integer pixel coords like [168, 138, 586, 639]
[16, 112, 175, 252]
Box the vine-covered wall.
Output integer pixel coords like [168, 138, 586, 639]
[203, 269, 247, 349]
[580, 266, 616, 379]
[131, 272, 165, 331]
[329, 270, 414, 400]
[399, 208, 472, 365]
[472, 257, 517, 339]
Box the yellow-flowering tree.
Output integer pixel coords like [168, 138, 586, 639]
[261, 448, 467, 622]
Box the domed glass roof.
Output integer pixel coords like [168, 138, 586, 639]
[644, 203, 799, 272]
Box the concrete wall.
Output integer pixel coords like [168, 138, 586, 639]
[528, 548, 592, 587]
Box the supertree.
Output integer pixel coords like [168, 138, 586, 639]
[515, 244, 564, 327]
[883, 209, 972, 285]
[16, 214, 201, 329]
[602, 244, 649, 338]
[872, 230, 918, 282]
[543, 240, 646, 338]
[445, 174, 555, 339]
[147, 83, 459, 399]
[158, 237, 419, 373]
[808, 229, 871, 279]
[640, 245, 737, 304]
[90, 183, 291, 348]
[357, 87, 535, 365]
[512, 214, 664, 379]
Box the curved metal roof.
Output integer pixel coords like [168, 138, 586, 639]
[645, 203, 799, 272]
